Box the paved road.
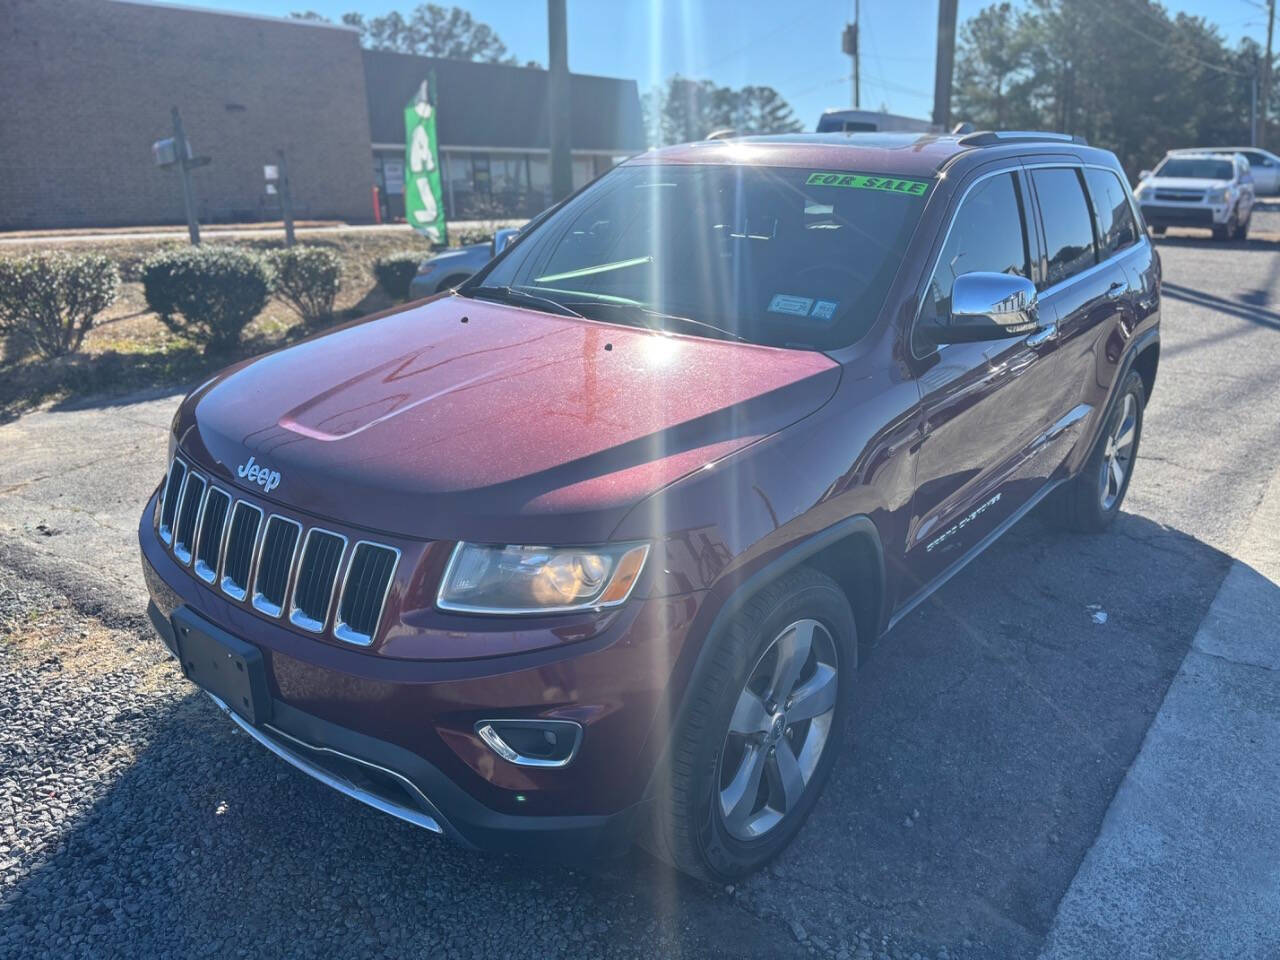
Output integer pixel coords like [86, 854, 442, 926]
[2, 220, 1279, 959]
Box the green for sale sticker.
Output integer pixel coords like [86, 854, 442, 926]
[805, 172, 931, 197]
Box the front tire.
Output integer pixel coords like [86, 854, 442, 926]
[1042, 370, 1146, 533]
[643, 567, 855, 881]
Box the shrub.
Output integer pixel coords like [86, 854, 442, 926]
[372, 250, 426, 301]
[0, 253, 119, 358]
[268, 246, 341, 323]
[141, 246, 272, 352]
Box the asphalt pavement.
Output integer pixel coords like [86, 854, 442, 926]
[2, 217, 1279, 959]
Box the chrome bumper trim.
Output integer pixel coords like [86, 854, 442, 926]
[206, 692, 443, 834]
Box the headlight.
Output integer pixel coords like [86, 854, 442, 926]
[415, 261, 437, 276]
[1205, 187, 1230, 203]
[437, 542, 650, 614]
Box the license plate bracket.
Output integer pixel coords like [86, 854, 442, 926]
[172, 607, 272, 725]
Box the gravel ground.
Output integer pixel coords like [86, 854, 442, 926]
[0, 555, 938, 960]
[3, 217, 1280, 959]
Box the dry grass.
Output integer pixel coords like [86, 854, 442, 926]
[0, 231, 440, 423]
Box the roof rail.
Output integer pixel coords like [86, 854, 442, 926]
[958, 130, 1089, 147]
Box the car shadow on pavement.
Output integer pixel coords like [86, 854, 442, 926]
[0, 511, 1241, 960]
[1162, 282, 1280, 332]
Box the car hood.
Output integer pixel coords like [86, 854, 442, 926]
[177, 295, 841, 543]
[1143, 176, 1230, 190]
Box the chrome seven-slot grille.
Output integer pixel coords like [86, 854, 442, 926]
[157, 455, 401, 647]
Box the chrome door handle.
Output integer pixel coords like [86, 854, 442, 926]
[1106, 281, 1125, 298]
[1025, 322, 1058, 348]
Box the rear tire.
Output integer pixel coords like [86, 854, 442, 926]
[643, 567, 856, 881]
[1042, 370, 1145, 533]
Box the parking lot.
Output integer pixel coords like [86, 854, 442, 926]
[2, 215, 1279, 959]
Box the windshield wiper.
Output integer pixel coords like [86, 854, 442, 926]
[463, 285, 584, 318]
[562, 300, 747, 343]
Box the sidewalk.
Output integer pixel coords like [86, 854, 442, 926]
[1039, 467, 1280, 959]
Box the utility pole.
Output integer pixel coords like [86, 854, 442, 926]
[1263, 0, 1275, 149]
[547, 0, 573, 203]
[932, 0, 959, 132]
[276, 150, 296, 247]
[1252, 70, 1259, 147]
[171, 107, 200, 245]
[841, 4, 859, 109]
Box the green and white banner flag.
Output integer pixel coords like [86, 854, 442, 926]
[405, 76, 446, 243]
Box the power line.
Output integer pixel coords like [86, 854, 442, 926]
[1079, 0, 1249, 77]
[700, 9, 823, 73]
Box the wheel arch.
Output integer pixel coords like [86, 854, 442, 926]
[640, 515, 886, 803]
[436, 272, 473, 293]
[1131, 336, 1160, 400]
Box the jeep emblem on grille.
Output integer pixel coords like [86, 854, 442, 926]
[236, 455, 280, 493]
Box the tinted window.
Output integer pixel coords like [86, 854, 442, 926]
[1032, 168, 1097, 287]
[1243, 151, 1271, 167]
[1084, 168, 1138, 258]
[1155, 157, 1234, 180]
[477, 164, 927, 350]
[921, 172, 1028, 325]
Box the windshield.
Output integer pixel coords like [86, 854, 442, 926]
[468, 163, 928, 350]
[1155, 157, 1233, 180]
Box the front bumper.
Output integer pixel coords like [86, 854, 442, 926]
[1139, 202, 1231, 228]
[140, 492, 705, 857]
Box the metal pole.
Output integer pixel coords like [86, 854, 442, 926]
[1252, 71, 1259, 147]
[1263, 0, 1275, 149]
[547, 0, 573, 203]
[277, 149, 296, 247]
[853, 0, 860, 109]
[172, 107, 200, 245]
[932, 0, 958, 131]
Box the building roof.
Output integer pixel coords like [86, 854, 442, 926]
[362, 50, 645, 153]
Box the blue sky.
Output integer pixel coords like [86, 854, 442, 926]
[181, 0, 1265, 126]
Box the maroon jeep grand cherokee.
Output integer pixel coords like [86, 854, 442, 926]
[139, 132, 1159, 880]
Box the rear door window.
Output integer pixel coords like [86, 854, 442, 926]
[1083, 168, 1138, 259]
[1031, 168, 1097, 288]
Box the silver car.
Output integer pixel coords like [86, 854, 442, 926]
[408, 228, 520, 299]
[1134, 152, 1255, 241]
[1172, 146, 1280, 195]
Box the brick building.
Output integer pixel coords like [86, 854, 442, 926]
[1, 0, 376, 229]
[0, 0, 647, 231]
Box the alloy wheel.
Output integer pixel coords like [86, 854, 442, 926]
[1099, 392, 1137, 511]
[716, 618, 839, 841]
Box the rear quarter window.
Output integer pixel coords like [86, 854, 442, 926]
[1083, 168, 1139, 258]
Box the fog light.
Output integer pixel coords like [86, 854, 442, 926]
[476, 719, 583, 768]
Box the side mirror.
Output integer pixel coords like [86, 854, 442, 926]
[1138, 169, 1153, 180]
[922, 272, 1041, 345]
[491, 227, 520, 257]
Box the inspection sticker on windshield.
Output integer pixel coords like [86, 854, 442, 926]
[768, 294, 814, 317]
[810, 300, 838, 321]
[805, 172, 931, 198]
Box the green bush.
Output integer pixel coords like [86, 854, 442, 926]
[452, 227, 494, 247]
[0, 252, 120, 358]
[372, 250, 425, 301]
[141, 246, 272, 352]
[267, 246, 341, 323]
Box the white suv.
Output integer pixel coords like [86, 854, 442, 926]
[1134, 152, 1255, 241]
[1176, 146, 1280, 194]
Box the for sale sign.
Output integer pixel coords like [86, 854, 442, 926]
[404, 76, 446, 244]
